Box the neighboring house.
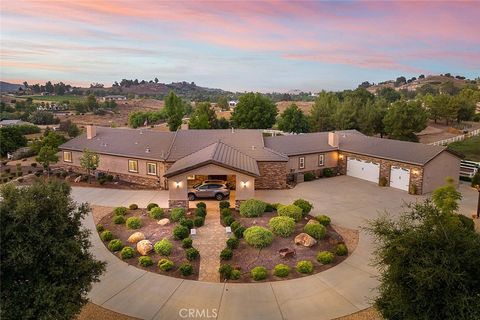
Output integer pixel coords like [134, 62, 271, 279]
[59, 125, 461, 208]
[0, 119, 31, 127]
[102, 95, 127, 101]
[228, 100, 238, 109]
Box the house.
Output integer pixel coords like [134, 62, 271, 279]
[102, 95, 127, 101]
[0, 119, 31, 127]
[228, 100, 238, 109]
[59, 125, 461, 208]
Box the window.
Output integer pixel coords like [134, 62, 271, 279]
[63, 151, 72, 163]
[299, 157, 305, 169]
[318, 154, 324, 166]
[128, 160, 138, 173]
[147, 162, 157, 176]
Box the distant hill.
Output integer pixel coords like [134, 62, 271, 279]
[0, 81, 25, 93]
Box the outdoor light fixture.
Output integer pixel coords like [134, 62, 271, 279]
[174, 181, 181, 188]
[241, 181, 248, 188]
[412, 169, 420, 175]
[338, 154, 344, 160]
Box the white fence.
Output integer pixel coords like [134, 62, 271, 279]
[460, 160, 480, 179]
[429, 128, 480, 146]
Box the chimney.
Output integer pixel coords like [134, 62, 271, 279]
[328, 132, 339, 148]
[180, 122, 189, 130]
[86, 124, 96, 139]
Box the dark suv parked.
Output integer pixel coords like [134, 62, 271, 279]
[188, 183, 230, 201]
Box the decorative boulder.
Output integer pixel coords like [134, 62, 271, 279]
[127, 232, 145, 244]
[294, 233, 317, 247]
[74, 175, 82, 183]
[136, 240, 153, 256]
[157, 218, 170, 226]
[306, 219, 320, 226]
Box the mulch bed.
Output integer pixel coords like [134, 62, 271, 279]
[97, 207, 201, 280]
[221, 210, 359, 282]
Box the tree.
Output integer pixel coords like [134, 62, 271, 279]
[231, 92, 277, 129]
[277, 103, 309, 133]
[432, 177, 462, 214]
[31, 131, 66, 154]
[0, 126, 28, 156]
[164, 91, 185, 131]
[383, 100, 427, 141]
[377, 87, 401, 103]
[440, 80, 460, 95]
[86, 94, 98, 111]
[59, 120, 80, 137]
[0, 180, 105, 319]
[35, 146, 58, 175]
[80, 148, 99, 183]
[395, 76, 406, 87]
[217, 96, 229, 111]
[45, 81, 54, 93]
[309, 91, 339, 132]
[217, 117, 230, 129]
[28, 111, 59, 125]
[188, 102, 217, 129]
[154, 77, 159, 83]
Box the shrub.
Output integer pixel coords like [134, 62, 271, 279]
[457, 214, 475, 232]
[317, 251, 334, 264]
[230, 220, 241, 231]
[316, 215, 331, 226]
[193, 216, 205, 227]
[185, 247, 200, 261]
[234, 226, 246, 239]
[31, 162, 38, 168]
[195, 207, 207, 218]
[296, 260, 314, 274]
[179, 262, 193, 276]
[173, 225, 190, 240]
[96, 224, 105, 232]
[304, 172, 315, 181]
[108, 239, 123, 252]
[323, 168, 334, 177]
[100, 230, 113, 241]
[182, 237, 193, 249]
[243, 226, 273, 248]
[154, 239, 173, 255]
[149, 207, 164, 220]
[138, 256, 153, 267]
[219, 264, 233, 280]
[170, 208, 186, 222]
[223, 215, 235, 226]
[335, 244, 348, 256]
[147, 203, 159, 211]
[273, 264, 290, 277]
[304, 221, 326, 240]
[196, 202, 206, 210]
[251, 266, 268, 281]
[293, 199, 313, 215]
[220, 248, 233, 260]
[230, 269, 241, 280]
[120, 246, 135, 259]
[158, 258, 174, 271]
[113, 215, 125, 224]
[239, 199, 267, 217]
[265, 203, 274, 212]
[4, 168, 11, 174]
[277, 204, 303, 222]
[379, 177, 388, 187]
[220, 208, 231, 218]
[226, 237, 239, 249]
[219, 200, 230, 209]
[268, 216, 296, 237]
[113, 206, 128, 216]
[126, 217, 142, 229]
[180, 218, 194, 230]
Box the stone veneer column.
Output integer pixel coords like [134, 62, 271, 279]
[168, 200, 189, 209]
[409, 167, 423, 195]
[379, 161, 391, 185]
[337, 154, 347, 175]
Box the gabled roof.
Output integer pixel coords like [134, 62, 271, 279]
[164, 141, 260, 178]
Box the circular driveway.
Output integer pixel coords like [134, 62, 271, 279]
[74, 176, 478, 320]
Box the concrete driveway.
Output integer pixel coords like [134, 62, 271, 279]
[72, 176, 478, 320]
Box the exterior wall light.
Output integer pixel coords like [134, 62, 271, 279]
[412, 169, 420, 175]
[174, 181, 181, 188]
[240, 181, 248, 188]
[338, 154, 344, 160]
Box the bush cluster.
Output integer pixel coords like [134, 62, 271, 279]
[234, 226, 246, 239]
[230, 269, 241, 280]
[154, 239, 173, 256]
[220, 208, 231, 218]
[195, 207, 207, 218]
[149, 207, 164, 220]
[179, 262, 193, 276]
[323, 168, 334, 177]
[243, 226, 273, 248]
[223, 215, 235, 226]
[158, 258, 174, 271]
[239, 199, 267, 217]
[219, 200, 230, 209]
[277, 204, 303, 222]
[147, 203, 159, 211]
[304, 172, 316, 181]
[113, 206, 128, 216]
[182, 237, 193, 248]
[296, 260, 314, 274]
[316, 215, 331, 226]
[273, 264, 290, 277]
[120, 246, 135, 259]
[196, 202, 206, 210]
[316, 251, 334, 264]
[96, 224, 105, 232]
[335, 244, 348, 256]
[226, 237, 239, 249]
[185, 247, 200, 261]
[113, 215, 125, 224]
[220, 248, 233, 260]
[173, 225, 190, 240]
[126, 217, 142, 229]
[138, 256, 154, 267]
[108, 239, 123, 252]
[268, 216, 296, 237]
[194, 216, 205, 227]
[100, 230, 113, 241]
[304, 221, 326, 240]
[129, 204, 138, 210]
[251, 266, 268, 281]
[230, 221, 241, 231]
[219, 264, 233, 280]
[170, 208, 186, 222]
[293, 199, 313, 215]
[180, 218, 194, 230]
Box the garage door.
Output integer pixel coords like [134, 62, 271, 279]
[389, 166, 410, 191]
[346, 157, 380, 183]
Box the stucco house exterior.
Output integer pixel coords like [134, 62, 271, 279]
[59, 125, 461, 208]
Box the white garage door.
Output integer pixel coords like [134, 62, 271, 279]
[346, 157, 380, 183]
[389, 166, 410, 191]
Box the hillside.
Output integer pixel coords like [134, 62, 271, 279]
[0, 81, 25, 93]
[366, 75, 476, 93]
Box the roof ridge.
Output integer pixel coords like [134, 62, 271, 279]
[165, 129, 180, 160]
[215, 140, 258, 163]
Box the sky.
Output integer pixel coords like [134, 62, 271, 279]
[1, 0, 479, 92]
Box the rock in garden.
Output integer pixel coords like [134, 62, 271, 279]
[136, 240, 153, 255]
[306, 219, 320, 225]
[127, 232, 145, 244]
[157, 218, 170, 226]
[74, 175, 82, 183]
[294, 233, 317, 247]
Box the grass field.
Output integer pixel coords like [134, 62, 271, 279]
[449, 135, 480, 161]
[17, 95, 86, 103]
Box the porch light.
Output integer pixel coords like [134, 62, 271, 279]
[240, 181, 248, 188]
[174, 181, 182, 188]
[412, 169, 420, 175]
[338, 154, 344, 160]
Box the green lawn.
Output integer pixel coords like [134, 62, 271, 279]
[17, 95, 86, 103]
[449, 135, 480, 162]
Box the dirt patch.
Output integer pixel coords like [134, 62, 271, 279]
[77, 302, 139, 320]
[276, 101, 314, 114]
[334, 307, 382, 320]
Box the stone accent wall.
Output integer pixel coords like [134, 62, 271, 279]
[169, 200, 189, 209]
[338, 152, 424, 194]
[255, 162, 287, 189]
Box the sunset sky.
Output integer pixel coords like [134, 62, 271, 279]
[1, 0, 479, 91]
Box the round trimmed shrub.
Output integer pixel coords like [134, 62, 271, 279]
[194, 216, 205, 227]
[234, 226, 246, 239]
[219, 264, 233, 280]
[182, 237, 193, 249]
[147, 203, 159, 211]
[126, 217, 142, 229]
[316, 215, 331, 226]
[304, 222, 326, 240]
[108, 239, 123, 252]
[96, 224, 105, 232]
[158, 258, 174, 271]
[180, 218, 194, 230]
[296, 260, 314, 274]
[251, 266, 268, 281]
[243, 226, 273, 248]
[179, 262, 193, 276]
[273, 264, 290, 278]
[223, 215, 235, 226]
[335, 244, 348, 256]
[100, 230, 113, 241]
[268, 216, 296, 237]
[113, 206, 128, 216]
[196, 202, 206, 210]
[304, 172, 315, 181]
[226, 237, 239, 249]
[154, 239, 173, 256]
[113, 215, 125, 224]
[317, 251, 334, 264]
[149, 207, 164, 220]
[129, 204, 138, 210]
[219, 200, 230, 209]
[277, 204, 303, 222]
[170, 208, 186, 222]
[293, 199, 313, 215]
[220, 248, 233, 260]
[185, 247, 200, 261]
[173, 225, 190, 240]
[120, 246, 135, 259]
[138, 256, 153, 267]
[230, 269, 241, 280]
[195, 207, 206, 217]
[220, 208, 231, 218]
[240, 199, 267, 217]
[230, 220, 241, 231]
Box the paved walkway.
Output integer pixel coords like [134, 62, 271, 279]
[72, 177, 478, 320]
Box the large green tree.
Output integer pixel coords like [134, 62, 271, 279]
[164, 91, 185, 131]
[277, 103, 309, 133]
[80, 148, 99, 183]
[231, 92, 277, 129]
[383, 100, 427, 141]
[0, 126, 28, 156]
[0, 180, 106, 319]
[35, 145, 58, 175]
[309, 91, 339, 132]
[188, 102, 218, 129]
